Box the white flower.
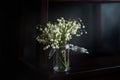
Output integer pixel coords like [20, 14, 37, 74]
[36, 17, 87, 50]
[50, 39, 53, 41]
[82, 26, 85, 28]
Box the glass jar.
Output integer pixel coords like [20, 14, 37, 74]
[53, 45, 70, 72]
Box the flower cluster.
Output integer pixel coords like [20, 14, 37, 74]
[36, 17, 87, 50]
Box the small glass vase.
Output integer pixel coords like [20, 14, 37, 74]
[53, 45, 70, 72]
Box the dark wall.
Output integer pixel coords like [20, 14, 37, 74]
[1, 0, 42, 69]
[48, 2, 100, 53]
[18, 0, 43, 68]
[1, 0, 24, 77]
[48, 2, 120, 56]
[100, 3, 120, 55]
[1, 0, 23, 63]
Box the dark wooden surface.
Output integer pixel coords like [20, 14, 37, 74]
[48, 54, 120, 80]
[19, 53, 120, 80]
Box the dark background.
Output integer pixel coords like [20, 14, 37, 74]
[49, 2, 120, 56]
[1, 0, 120, 79]
[1, 0, 42, 79]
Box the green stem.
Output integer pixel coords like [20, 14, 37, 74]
[58, 50, 68, 69]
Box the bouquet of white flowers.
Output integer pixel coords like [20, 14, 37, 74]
[36, 17, 87, 50]
[36, 17, 87, 72]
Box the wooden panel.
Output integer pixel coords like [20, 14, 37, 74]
[48, 55, 120, 80]
[40, 0, 48, 24]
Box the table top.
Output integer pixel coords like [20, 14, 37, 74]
[48, 54, 120, 79]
